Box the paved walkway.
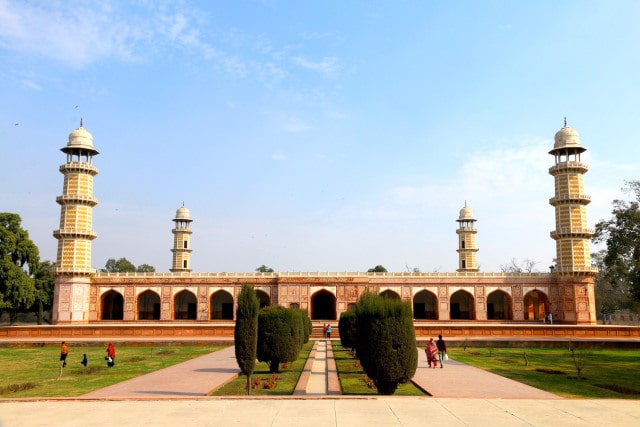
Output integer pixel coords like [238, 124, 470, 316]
[411, 347, 560, 398]
[82, 346, 239, 398]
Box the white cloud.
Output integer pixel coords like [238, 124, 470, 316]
[21, 79, 42, 91]
[291, 56, 338, 75]
[271, 153, 287, 161]
[0, 1, 216, 67]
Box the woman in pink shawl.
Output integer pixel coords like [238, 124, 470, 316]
[426, 338, 439, 368]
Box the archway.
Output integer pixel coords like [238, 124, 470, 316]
[413, 290, 437, 320]
[487, 290, 512, 320]
[137, 290, 160, 320]
[380, 289, 400, 299]
[311, 290, 336, 320]
[255, 290, 271, 308]
[101, 290, 123, 320]
[524, 290, 549, 321]
[174, 290, 197, 320]
[210, 290, 234, 320]
[450, 290, 475, 320]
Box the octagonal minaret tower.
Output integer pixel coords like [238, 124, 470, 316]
[52, 120, 99, 322]
[171, 204, 192, 272]
[548, 120, 597, 275]
[456, 202, 479, 272]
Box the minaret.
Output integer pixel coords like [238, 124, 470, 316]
[548, 120, 597, 275]
[456, 202, 479, 272]
[52, 120, 99, 323]
[548, 120, 597, 324]
[171, 204, 193, 272]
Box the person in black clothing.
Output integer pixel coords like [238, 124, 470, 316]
[436, 334, 447, 368]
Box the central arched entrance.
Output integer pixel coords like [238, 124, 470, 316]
[413, 290, 437, 320]
[450, 290, 475, 320]
[487, 290, 512, 320]
[210, 290, 234, 320]
[137, 290, 160, 320]
[524, 290, 549, 321]
[174, 290, 197, 320]
[101, 290, 124, 320]
[311, 290, 336, 320]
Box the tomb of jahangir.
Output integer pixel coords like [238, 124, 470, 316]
[51, 120, 598, 325]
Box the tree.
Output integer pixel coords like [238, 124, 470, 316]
[593, 181, 640, 302]
[367, 265, 387, 273]
[255, 265, 274, 273]
[234, 284, 260, 395]
[354, 292, 418, 395]
[101, 258, 155, 273]
[0, 213, 39, 324]
[32, 260, 55, 325]
[338, 309, 357, 350]
[499, 258, 538, 273]
[257, 306, 303, 373]
[592, 251, 635, 318]
[136, 264, 156, 273]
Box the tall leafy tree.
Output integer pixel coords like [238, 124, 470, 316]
[234, 284, 260, 395]
[32, 260, 55, 324]
[355, 292, 418, 395]
[367, 265, 388, 273]
[593, 181, 640, 302]
[0, 213, 39, 324]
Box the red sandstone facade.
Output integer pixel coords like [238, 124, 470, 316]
[51, 121, 598, 325]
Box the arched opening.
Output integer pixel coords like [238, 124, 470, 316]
[255, 290, 271, 308]
[174, 290, 197, 320]
[524, 290, 549, 321]
[450, 290, 475, 320]
[311, 290, 336, 320]
[101, 290, 124, 320]
[413, 290, 437, 320]
[210, 290, 234, 320]
[380, 289, 400, 299]
[137, 290, 160, 320]
[487, 290, 512, 320]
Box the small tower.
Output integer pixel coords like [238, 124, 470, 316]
[170, 204, 193, 272]
[52, 120, 99, 322]
[548, 120, 597, 275]
[456, 202, 479, 272]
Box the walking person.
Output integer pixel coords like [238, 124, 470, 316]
[60, 341, 69, 368]
[326, 324, 332, 339]
[323, 323, 328, 338]
[426, 338, 438, 368]
[58, 341, 69, 380]
[106, 342, 116, 367]
[436, 334, 447, 368]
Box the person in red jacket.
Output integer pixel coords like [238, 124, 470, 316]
[106, 342, 116, 367]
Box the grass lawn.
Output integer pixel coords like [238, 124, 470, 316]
[449, 346, 640, 399]
[0, 344, 224, 398]
[211, 340, 314, 396]
[332, 343, 426, 396]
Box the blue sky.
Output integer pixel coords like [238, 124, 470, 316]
[1, 0, 639, 273]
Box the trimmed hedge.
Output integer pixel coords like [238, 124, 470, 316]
[355, 292, 418, 395]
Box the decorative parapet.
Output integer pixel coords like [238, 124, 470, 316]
[95, 271, 554, 279]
